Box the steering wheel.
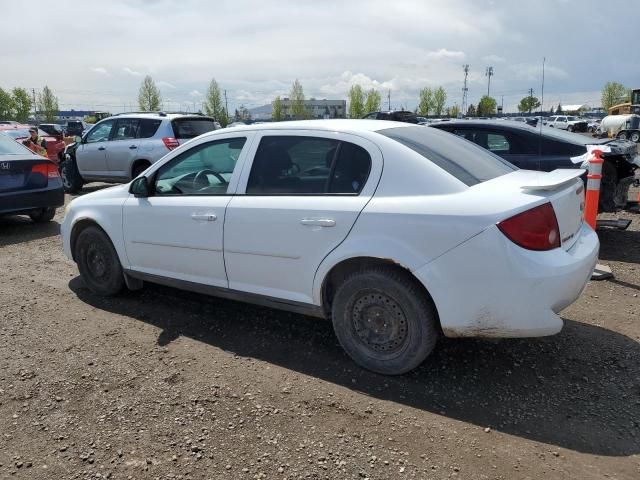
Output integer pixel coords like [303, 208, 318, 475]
[193, 169, 226, 188]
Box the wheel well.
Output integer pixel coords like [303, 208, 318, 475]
[70, 219, 104, 261]
[131, 159, 151, 178]
[321, 257, 438, 323]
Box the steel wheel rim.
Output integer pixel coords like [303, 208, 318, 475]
[351, 291, 408, 354]
[86, 243, 109, 281]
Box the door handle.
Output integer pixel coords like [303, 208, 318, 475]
[300, 218, 336, 227]
[129, 145, 137, 150]
[98, 146, 106, 151]
[191, 213, 217, 222]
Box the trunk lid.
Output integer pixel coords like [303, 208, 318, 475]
[0, 157, 52, 193]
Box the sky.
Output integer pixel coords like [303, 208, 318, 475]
[1, 0, 638, 115]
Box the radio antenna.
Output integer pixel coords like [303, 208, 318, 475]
[538, 57, 546, 161]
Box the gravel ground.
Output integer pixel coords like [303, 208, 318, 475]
[0, 186, 639, 480]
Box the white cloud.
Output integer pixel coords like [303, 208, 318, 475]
[156, 81, 176, 89]
[189, 90, 203, 97]
[122, 67, 142, 76]
[425, 49, 466, 61]
[89, 67, 108, 75]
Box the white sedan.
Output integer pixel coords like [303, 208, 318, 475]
[61, 120, 598, 375]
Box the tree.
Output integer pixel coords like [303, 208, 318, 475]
[12, 87, 32, 122]
[203, 78, 228, 126]
[272, 96, 283, 121]
[601, 82, 629, 111]
[0, 88, 15, 120]
[417, 87, 433, 116]
[348, 85, 365, 118]
[433, 87, 447, 116]
[235, 105, 251, 122]
[364, 88, 381, 114]
[290, 79, 307, 119]
[466, 104, 476, 117]
[138, 76, 162, 111]
[477, 95, 497, 116]
[37, 86, 58, 122]
[518, 95, 541, 114]
[449, 104, 461, 118]
[556, 103, 563, 114]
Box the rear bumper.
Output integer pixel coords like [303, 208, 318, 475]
[0, 181, 64, 215]
[414, 223, 599, 338]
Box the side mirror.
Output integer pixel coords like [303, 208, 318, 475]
[74, 135, 82, 144]
[130, 176, 150, 198]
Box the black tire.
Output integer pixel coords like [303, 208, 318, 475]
[331, 267, 439, 375]
[131, 162, 151, 179]
[630, 131, 640, 143]
[617, 132, 628, 141]
[568, 125, 574, 132]
[29, 207, 56, 223]
[74, 226, 124, 296]
[60, 157, 83, 194]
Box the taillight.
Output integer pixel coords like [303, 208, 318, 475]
[497, 202, 560, 251]
[162, 137, 180, 150]
[31, 163, 60, 179]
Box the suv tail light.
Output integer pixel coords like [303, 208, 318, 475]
[31, 163, 60, 179]
[162, 137, 180, 150]
[497, 202, 560, 251]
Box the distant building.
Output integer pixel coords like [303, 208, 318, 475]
[282, 99, 346, 119]
[56, 110, 95, 121]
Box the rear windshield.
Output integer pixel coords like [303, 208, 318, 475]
[379, 126, 516, 186]
[0, 134, 31, 154]
[2, 128, 48, 139]
[171, 118, 217, 139]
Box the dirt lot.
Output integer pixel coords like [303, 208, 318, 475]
[1, 187, 639, 480]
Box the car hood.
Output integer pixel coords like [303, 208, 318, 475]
[72, 183, 130, 206]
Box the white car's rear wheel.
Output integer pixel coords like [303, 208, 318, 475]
[75, 226, 124, 296]
[630, 131, 640, 143]
[331, 267, 439, 375]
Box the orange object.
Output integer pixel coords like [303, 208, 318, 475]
[583, 149, 603, 230]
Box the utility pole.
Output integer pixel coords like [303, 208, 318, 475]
[501, 95, 504, 112]
[485, 66, 494, 97]
[528, 87, 534, 114]
[387, 90, 391, 110]
[31, 88, 37, 122]
[224, 90, 229, 119]
[461, 64, 469, 115]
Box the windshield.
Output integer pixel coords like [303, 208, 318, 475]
[379, 126, 516, 186]
[0, 134, 32, 154]
[567, 116, 578, 121]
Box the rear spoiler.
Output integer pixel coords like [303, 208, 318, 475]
[520, 169, 585, 191]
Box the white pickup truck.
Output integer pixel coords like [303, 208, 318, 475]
[544, 115, 588, 132]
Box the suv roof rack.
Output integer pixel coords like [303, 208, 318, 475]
[111, 111, 206, 117]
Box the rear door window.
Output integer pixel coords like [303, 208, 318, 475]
[171, 118, 217, 140]
[246, 136, 372, 195]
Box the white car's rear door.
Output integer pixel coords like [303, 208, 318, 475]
[224, 130, 383, 304]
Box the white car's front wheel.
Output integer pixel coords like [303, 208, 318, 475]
[75, 226, 125, 296]
[331, 267, 439, 375]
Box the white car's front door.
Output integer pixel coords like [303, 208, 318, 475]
[224, 131, 382, 304]
[122, 135, 252, 287]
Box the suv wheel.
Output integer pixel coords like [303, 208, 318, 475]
[567, 125, 574, 132]
[331, 267, 439, 375]
[60, 157, 84, 194]
[75, 226, 124, 296]
[29, 207, 56, 223]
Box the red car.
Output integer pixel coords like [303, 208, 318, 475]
[0, 124, 66, 165]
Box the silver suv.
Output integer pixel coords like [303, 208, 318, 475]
[61, 113, 217, 193]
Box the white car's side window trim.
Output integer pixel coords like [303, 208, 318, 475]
[233, 129, 384, 197]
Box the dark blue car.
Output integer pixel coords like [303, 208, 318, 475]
[430, 120, 639, 212]
[0, 133, 64, 222]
